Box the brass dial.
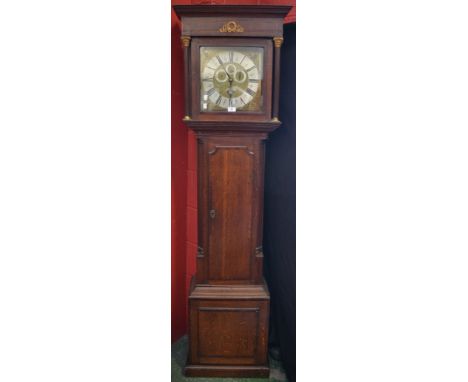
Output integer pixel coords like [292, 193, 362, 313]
[200, 46, 264, 112]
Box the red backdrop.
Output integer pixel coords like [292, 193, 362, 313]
[171, 0, 296, 343]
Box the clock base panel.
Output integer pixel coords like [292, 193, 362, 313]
[186, 277, 270, 378]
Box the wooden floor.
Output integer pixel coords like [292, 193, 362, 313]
[172, 336, 288, 382]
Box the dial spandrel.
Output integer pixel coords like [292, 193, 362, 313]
[200, 46, 264, 113]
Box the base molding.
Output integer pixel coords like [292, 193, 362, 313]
[185, 363, 269, 378]
[188, 277, 270, 300]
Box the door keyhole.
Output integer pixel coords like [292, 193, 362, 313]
[209, 209, 216, 219]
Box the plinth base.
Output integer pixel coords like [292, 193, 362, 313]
[185, 364, 269, 378]
[185, 278, 270, 378]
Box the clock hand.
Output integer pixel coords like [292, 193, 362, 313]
[227, 87, 234, 103]
[225, 68, 234, 101]
[220, 65, 236, 105]
[222, 65, 233, 82]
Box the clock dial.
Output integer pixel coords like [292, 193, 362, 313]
[200, 46, 264, 112]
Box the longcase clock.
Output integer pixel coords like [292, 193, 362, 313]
[173, 5, 291, 378]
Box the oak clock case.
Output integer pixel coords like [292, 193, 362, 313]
[174, 5, 291, 379]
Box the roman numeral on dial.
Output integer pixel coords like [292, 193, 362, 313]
[246, 88, 256, 96]
[216, 55, 223, 65]
[207, 88, 216, 96]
